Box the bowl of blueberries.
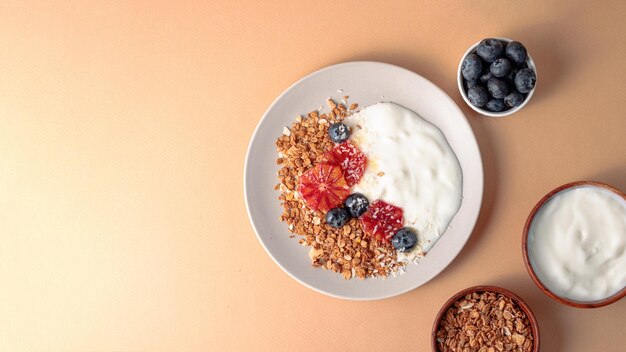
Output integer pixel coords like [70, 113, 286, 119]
[458, 37, 537, 116]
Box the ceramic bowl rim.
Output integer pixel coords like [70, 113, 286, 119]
[521, 180, 626, 308]
[431, 285, 540, 352]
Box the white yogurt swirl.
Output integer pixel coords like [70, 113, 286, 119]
[344, 102, 463, 260]
[528, 186, 626, 301]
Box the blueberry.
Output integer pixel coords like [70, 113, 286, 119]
[343, 193, 369, 218]
[465, 79, 479, 90]
[328, 122, 349, 143]
[325, 207, 350, 228]
[490, 58, 512, 78]
[504, 92, 525, 108]
[391, 228, 418, 252]
[505, 41, 528, 66]
[478, 64, 493, 85]
[505, 67, 519, 88]
[486, 99, 506, 112]
[504, 79, 516, 95]
[476, 38, 504, 63]
[480, 72, 493, 83]
[461, 53, 482, 81]
[487, 77, 509, 99]
[467, 86, 489, 107]
[506, 66, 520, 82]
[514, 68, 536, 93]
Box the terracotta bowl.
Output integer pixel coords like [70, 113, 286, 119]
[522, 181, 626, 308]
[431, 285, 540, 352]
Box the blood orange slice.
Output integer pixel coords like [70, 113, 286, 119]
[297, 163, 350, 212]
[322, 141, 367, 186]
[360, 200, 404, 241]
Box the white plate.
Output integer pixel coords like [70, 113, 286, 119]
[244, 62, 483, 300]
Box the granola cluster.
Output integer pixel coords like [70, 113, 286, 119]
[275, 99, 403, 279]
[436, 291, 534, 352]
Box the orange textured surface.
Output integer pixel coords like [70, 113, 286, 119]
[0, 1, 625, 351]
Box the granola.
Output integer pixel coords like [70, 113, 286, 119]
[435, 291, 534, 352]
[275, 99, 403, 279]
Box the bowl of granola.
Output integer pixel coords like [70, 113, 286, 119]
[244, 61, 484, 300]
[432, 285, 539, 352]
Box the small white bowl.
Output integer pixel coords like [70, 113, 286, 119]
[457, 37, 537, 117]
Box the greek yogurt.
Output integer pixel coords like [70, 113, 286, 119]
[528, 186, 626, 301]
[344, 102, 463, 261]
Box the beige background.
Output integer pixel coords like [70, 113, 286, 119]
[0, 1, 624, 351]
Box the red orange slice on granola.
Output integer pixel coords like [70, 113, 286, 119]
[298, 163, 350, 212]
[322, 140, 367, 186]
[360, 200, 404, 241]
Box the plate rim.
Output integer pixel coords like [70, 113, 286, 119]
[244, 61, 484, 300]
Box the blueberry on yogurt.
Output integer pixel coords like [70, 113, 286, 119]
[392, 228, 418, 252]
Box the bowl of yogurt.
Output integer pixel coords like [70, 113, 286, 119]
[523, 181, 626, 308]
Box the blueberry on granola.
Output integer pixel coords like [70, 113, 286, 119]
[326, 208, 350, 228]
[391, 227, 418, 252]
[328, 122, 349, 143]
[325, 207, 350, 228]
[344, 193, 369, 218]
